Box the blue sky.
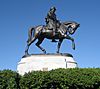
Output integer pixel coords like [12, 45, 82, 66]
[0, 0, 100, 70]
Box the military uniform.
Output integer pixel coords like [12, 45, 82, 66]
[45, 7, 59, 42]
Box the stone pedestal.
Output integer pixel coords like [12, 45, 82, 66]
[17, 53, 78, 75]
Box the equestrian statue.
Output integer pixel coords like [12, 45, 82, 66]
[24, 7, 80, 56]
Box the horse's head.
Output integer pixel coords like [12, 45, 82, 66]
[63, 21, 80, 35]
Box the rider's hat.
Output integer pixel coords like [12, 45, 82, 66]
[50, 6, 56, 11]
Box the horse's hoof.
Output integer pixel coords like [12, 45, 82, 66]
[73, 47, 75, 50]
[56, 51, 59, 54]
[22, 55, 27, 58]
[44, 51, 46, 54]
[22, 52, 30, 58]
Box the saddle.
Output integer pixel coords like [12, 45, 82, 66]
[43, 25, 59, 33]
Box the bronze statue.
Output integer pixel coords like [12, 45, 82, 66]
[24, 7, 80, 56]
[45, 6, 61, 42]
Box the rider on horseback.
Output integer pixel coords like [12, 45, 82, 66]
[45, 6, 62, 42]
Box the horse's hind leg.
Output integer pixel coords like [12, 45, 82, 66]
[25, 37, 37, 56]
[25, 45, 29, 56]
[35, 38, 46, 54]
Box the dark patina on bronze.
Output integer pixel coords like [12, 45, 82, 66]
[24, 7, 80, 57]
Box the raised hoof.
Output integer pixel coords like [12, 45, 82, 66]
[72, 44, 75, 50]
[73, 47, 75, 50]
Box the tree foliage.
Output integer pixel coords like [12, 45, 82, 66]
[0, 68, 100, 89]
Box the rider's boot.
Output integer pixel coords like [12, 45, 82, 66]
[64, 34, 67, 37]
[59, 30, 66, 37]
[60, 31, 67, 37]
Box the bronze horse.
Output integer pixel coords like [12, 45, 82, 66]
[24, 21, 80, 56]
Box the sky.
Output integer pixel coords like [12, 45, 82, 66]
[0, 0, 100, 71]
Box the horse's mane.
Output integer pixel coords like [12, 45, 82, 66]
[62, 21, 78, 25]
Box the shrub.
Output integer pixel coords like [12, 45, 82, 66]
[0, 68, 100, 89]
[0, 70, 20, 89]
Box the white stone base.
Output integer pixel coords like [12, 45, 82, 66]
[17, 53, 77, 75]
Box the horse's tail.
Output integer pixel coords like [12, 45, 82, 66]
[27, 25, 43, 43]
[27, 27, 35, 43]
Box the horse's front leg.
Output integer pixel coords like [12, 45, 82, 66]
[57, 39, 63, 53]
[66, 35, 75, 50]
[36, 38, 46, 54]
